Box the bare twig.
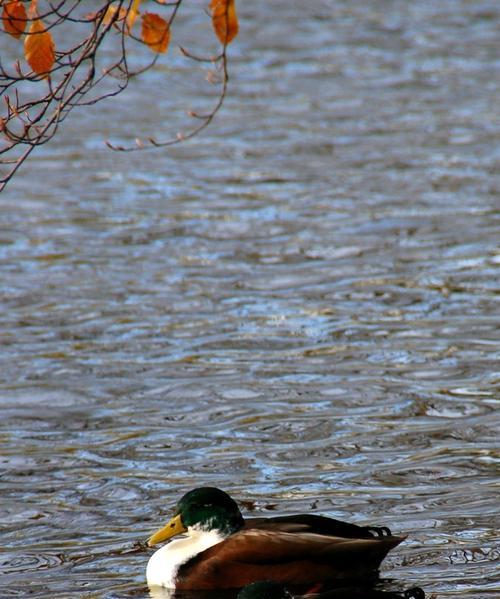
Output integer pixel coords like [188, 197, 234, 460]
[0, 0, 235, 192]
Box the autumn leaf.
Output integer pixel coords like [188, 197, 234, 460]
[100, 0, 141, 32]
[102, 6, 122, 25]
[102, 6, 127, 26]
[28, 0, 38, 19]
[210, 0, 238, 45]
[127, 0, 142, 30]
[2, 0, 27, 39]
[24, 19, 55, 77]
[141, 13, 170, 54]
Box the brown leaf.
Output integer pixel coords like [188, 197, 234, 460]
[210, 0, 238, 45]
[2, 0, 27, 39]
[141, 13, 170, 54]
[24, 19, 55, 77]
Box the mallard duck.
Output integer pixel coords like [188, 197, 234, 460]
[146, 487, 405, 590]
[236, 581, 425, 599]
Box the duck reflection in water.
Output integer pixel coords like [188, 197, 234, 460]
[235, 581, 425, 599]
[148, 582, 425, 599]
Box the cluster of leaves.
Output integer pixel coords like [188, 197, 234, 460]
[3, 1, 55, 75]
[0, 0, 239, 192]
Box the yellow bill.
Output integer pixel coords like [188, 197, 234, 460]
[147, 513, 187, 546]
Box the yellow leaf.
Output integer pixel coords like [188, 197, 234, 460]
[102, 6, 118, 25]
[210, 0, 238, 45]
[141, 13, 170, 54]
[100, 0, 141, 32]
[127, 0, 142, 30]
[2, 0, 27, 39]
[101, 6, 128, 26]
[24, 19, 55, 77]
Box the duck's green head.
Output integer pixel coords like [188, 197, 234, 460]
[147, 487, 244, 546]
[237, 581, 294, 599]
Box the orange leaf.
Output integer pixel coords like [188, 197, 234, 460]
[141, 13, 170, 54]
[24, 19, 55, 77]
[210, 0, 238, 45]
[2, 0, 27, 39]
[28, 0, 38, 19]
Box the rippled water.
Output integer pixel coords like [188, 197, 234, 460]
[1, 1, 499, 598]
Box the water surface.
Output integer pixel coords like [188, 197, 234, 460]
[0, 1, 499, 597]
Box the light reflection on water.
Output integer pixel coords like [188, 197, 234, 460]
[1, 0, 499, 598]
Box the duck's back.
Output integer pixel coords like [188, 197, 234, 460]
[245, 514, 393, 539]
